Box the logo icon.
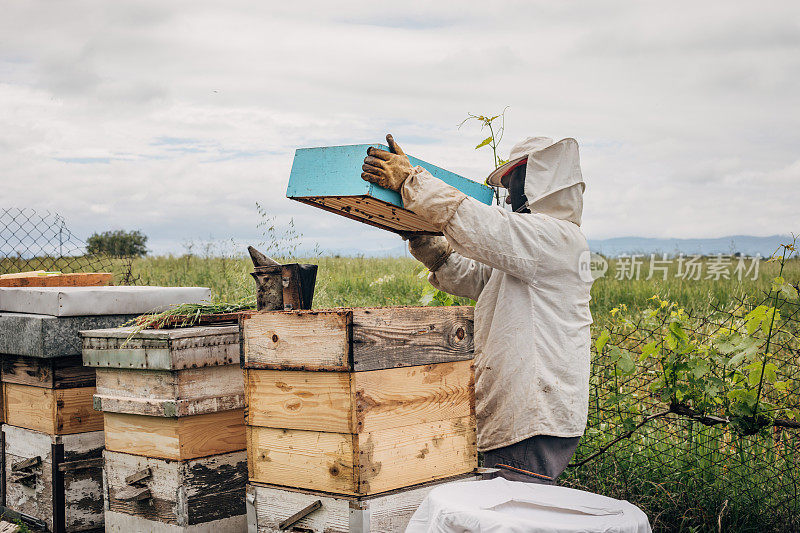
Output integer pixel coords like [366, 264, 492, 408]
[579, 251, 608, 282]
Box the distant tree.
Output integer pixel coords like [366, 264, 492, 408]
[86, 230, 148, 257]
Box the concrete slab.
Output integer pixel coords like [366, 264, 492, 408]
[0, 312, 137, 358]
[0, 286, 211, 316]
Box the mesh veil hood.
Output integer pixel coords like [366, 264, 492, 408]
[507, 137, 586, 226]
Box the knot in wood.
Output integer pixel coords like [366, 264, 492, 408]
[284, 399, 302, 412]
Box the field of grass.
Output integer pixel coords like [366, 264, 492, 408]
[127, 253, 798, 321]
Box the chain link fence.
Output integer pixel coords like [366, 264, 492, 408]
[563, 285, 800, 532]
[0, 208, 137, 283]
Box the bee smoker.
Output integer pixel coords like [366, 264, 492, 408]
[248, 246, 317, 311]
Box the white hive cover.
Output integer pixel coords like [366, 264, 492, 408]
[0, 286, 212, 316]
[406, 477, 651, 533]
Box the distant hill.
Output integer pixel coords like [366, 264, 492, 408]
[588, 235, 790, 258]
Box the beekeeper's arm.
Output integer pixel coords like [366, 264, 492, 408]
[362, 135, 536, 282]
[402, 171, 537, 281]
[405, 235, 492, 301]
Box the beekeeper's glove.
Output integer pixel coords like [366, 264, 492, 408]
[405, 235, 453, 272]
[361, 134, 414, 191]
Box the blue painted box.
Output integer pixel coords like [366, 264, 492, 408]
[286, 144, 494, 235]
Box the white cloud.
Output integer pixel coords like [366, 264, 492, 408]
[1, 0, 799, 254]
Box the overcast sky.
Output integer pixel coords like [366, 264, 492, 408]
[2, 1, 798, 255]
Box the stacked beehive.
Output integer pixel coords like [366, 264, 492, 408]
[241, 306, 480, 532]
[81, 325, 248, 533]
[0, 286, 208, 533]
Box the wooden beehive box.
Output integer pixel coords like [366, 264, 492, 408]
[81, 325, 248, 532]
[242, 306, 477, 496]
[286, 144, 494, 235]
[1, 354, 99, 434]
[103, 450, 247, 532]
[0, 272, 112, 287]
[3, 424, 104, 533]
[0, 319, 108, 437]
[2, 355, 96, 389]
[241, 306, 474, 371]
[81, 325, 246, 460]
[2, 382, 102, 435]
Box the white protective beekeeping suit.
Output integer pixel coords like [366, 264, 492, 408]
[401, 137, 593, 451]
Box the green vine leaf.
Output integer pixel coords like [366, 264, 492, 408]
[717, 335, 760, 367]
[475, 136, 493, 149]
[640, 340, 659, 361]
[745, 362, 763, 387]
[772, 276, 799, 300]
[595, 329, 610, 353]
[745, 305, 768, 335]
[765, 363, 778, 383]
[690, 358, 710, 379]
[665, 321, 690, 352]
[611, 346, 636, 375]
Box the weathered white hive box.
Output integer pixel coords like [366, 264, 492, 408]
[103, 450, 247, 533]
[81, 325, 247, 533]
[82, 325, 243, 421]
[3, 424, 104, 533]
[242, 306, 478, 498]
[247, 472, 493, 533]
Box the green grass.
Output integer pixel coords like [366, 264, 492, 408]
[127, 253, 798, 320]
[128, 254, 473, 308]
[7, 253, 794, 317]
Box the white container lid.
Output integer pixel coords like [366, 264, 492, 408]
[0, 286, 212, 316]
[406, 477, 651, 533]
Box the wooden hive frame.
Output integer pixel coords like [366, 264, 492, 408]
[292, 195, 439, 235]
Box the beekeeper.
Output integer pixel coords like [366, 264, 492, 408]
[362, 134, 592, 484]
